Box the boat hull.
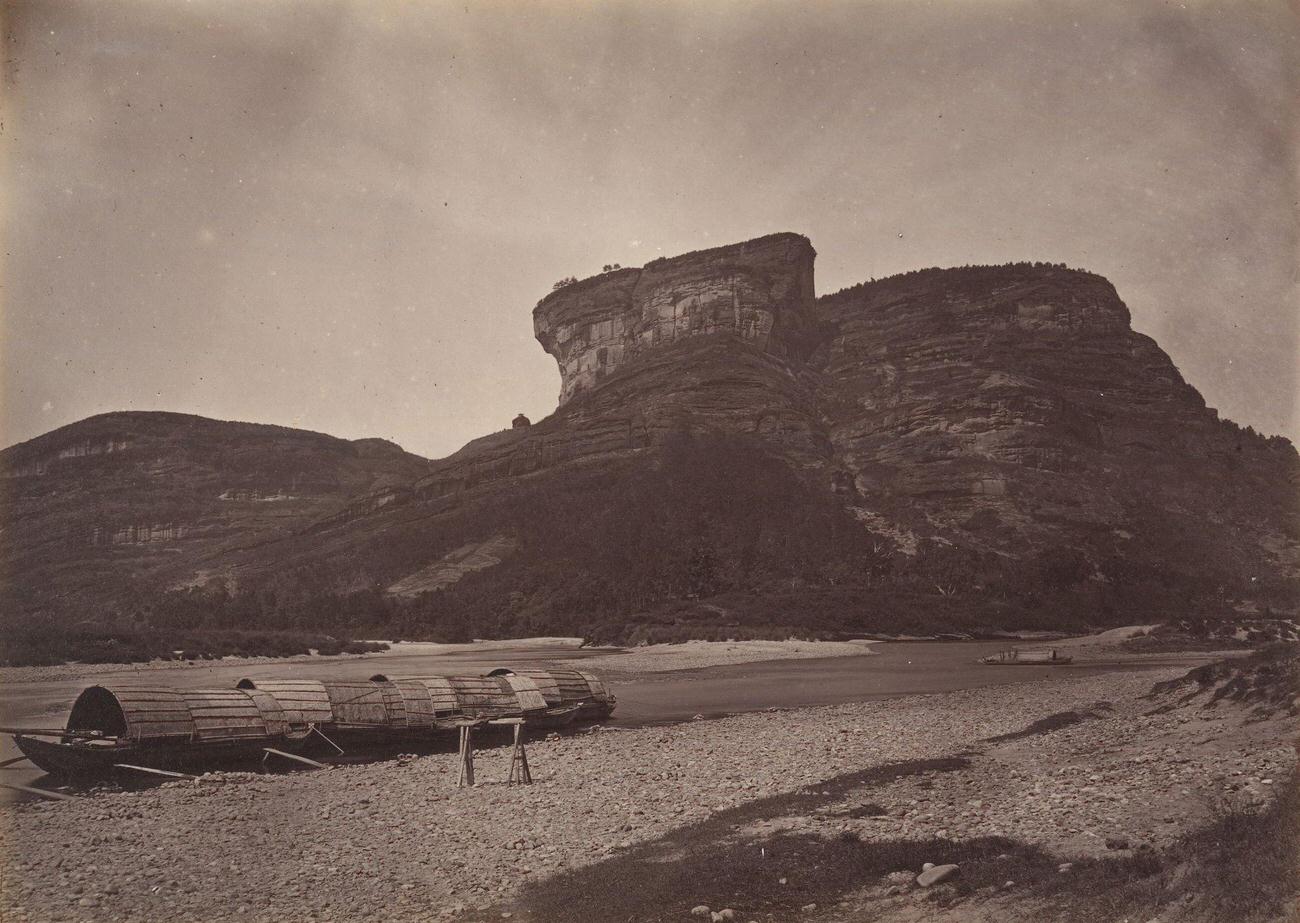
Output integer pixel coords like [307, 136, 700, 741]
[979, 654, 1073, 666]
[527, 704, 583, 730]
[13, 734, 310, 777]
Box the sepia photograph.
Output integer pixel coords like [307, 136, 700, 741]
[1, 1, 1297, 921]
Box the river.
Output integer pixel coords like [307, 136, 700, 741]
[0, 639, 1210, 798]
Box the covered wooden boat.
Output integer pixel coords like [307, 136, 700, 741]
[367, 675, 462, 729]
[980, 648, 1073, 666]
[231, 679, 332, 728]
[12, 684, 308, 776]
[367, 674, 528, 725]
[12, 667, 618, 778]
[237, 675, 524, 743]
[486, 668, 616, 722]
[488, 672, 581, 729]
[446, 675, 525, 721]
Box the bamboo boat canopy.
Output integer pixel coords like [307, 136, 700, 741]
[11, 668, 615, 778]
[66, 685, 291, 744]
[493, 674, 550, 715]
[446, 676, 521, 720]
[54, 670, 612, 747]
[485, 668, 616, 719]
[237, 675, 527, 731]
[234, 680, 332, 727]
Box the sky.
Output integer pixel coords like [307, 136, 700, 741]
[2, 0, 1296, 459]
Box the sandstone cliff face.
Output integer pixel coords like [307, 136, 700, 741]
[376, 234, 827, 512]
[813, 265, 1297, 568]
[305, 238, 1294, 612]
[297, 238, 1290, 578]
[4, 236, 1296, 628]
[815, 268, 1185, 520]
[406, 335, 827, 509]
[534, 233, 817, 405]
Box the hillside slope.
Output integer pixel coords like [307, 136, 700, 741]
[0, 412, 429, 615]
[3, 236, 1296, 646]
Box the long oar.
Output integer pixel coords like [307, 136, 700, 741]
[0, 726, 107, 740]
[309, 725, 345, 755]
[114, 764, 197, 780]
[0, 782, 77, 801]
[263, 748, 327, 769]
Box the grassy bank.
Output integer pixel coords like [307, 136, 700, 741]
[1121, 616, 1298, 654]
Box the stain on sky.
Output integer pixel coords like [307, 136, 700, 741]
[2, 0, 1296, 457]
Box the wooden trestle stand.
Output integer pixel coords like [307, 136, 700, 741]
[455, 720, 477, 787]
[454, 717, 532, 787]
[502, 718, 532, 785]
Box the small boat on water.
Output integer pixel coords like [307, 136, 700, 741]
[980, 648, 1073, 666]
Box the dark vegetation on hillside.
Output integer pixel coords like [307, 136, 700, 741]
[7, 429, 1291, 666]
[1122, 616, 1298, 654]
[823, 261, 1089, 299]
[0, 626, 385, 668]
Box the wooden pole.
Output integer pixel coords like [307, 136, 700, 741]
[114, 764, 197, 780]
[464, 724, 475, 786]
[456, 723, 475, 787]
[0, 755, 33, 769]
[508, 723, 532, 785]
[310, 725, 345, 755]
[0, 727, 102, 739]
[262, 748, 327, 769]
[0, 782, 77, 802]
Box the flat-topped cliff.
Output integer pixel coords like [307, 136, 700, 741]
[810, 265, 1298, 578]
[534, 232, 817, 405]
[3, 237, 1295, 648]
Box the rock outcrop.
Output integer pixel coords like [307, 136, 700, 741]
[385, 533, 518, 597]
[399, 238, 1296, 580]
[304, 237, 1297, 632]
[2, 235, 1296, 633]
[814, 265, 1299, 563]
[535, 232, 817, 405]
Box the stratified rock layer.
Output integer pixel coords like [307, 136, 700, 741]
[814, 266, 1298, 565]
[2, 234, 1296, 622]
[0, 412, 430, 608]
[534, 233, 817, 405]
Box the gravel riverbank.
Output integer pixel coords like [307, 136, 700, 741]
[6, 666, 1288, 923]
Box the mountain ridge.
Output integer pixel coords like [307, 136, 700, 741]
[3, 236, 1296, 650]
